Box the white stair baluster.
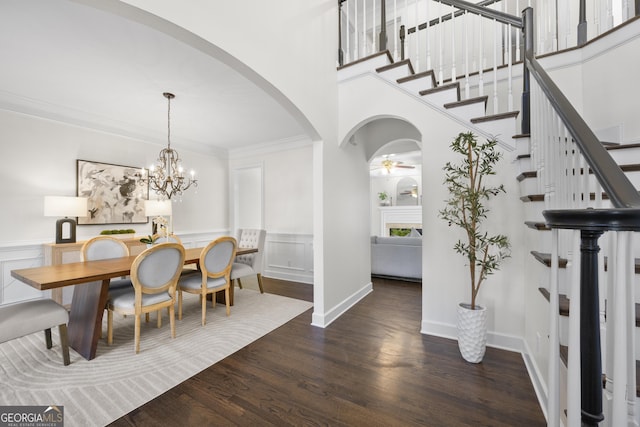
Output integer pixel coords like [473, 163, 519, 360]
[346, 1, 351, 63]
[372, 0, 376, 53]
[438, 0, 443, 85]
[492, 18, 498, 114]
[548, 228, 561, 427]
[393, 0, 398, 60]
[451, 10, 456, 83]
[507, 23, 513, 111]
[425, 0, 431, 71]
[478, 15, 484, 97]
[566, 230, 581, 427]
[415, 0, 420, 72]
[464, 11, 469, 99]
[355, 0, 359, 59]
[363, 0, 367, 55]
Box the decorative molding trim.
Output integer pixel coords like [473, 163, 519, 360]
[228, 135, 313, 159]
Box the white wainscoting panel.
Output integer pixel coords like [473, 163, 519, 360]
[0, 243, 46, 305]
[264, 233, 313, 284]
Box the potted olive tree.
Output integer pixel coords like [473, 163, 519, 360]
[439, 132, 510, 363]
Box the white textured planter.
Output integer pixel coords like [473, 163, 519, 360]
[457, 303, 487, 363]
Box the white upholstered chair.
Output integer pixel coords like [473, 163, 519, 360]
[107, 242, 185, 353]
[231, 229, 266, 293]
[177, 236, 237, 326]
[0, 299, 70, 365]
[81, 235, 132, 291]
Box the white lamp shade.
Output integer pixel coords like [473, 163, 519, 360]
[44, 196, 88, 217]
[144, 199, 172, 216]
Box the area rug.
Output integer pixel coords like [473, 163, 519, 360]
[0, 290, 313, 426]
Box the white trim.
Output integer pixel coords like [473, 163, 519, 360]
[311, 281, 372, 328]
[228, 135, 313, 159]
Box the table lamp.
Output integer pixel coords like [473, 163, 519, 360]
[144, 199, 172, 235]
[44, 196, 88, 244]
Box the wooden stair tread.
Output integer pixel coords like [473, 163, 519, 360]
[376, 59, 415, 75]
[524, 221, 551, 231]
[516, 154, 531, 160]
[337, 50, 393, 70]
[513, 133, 531, 139]
[443, 96, 488, 109]
[419, 82, 460, 98]
[520, 192, 610, 202]
[538, 287, 570, 316]
[471, 111, 519, 124]
[517, 171, 537, 182]
[397, 70, 436, 87]
[605, 142, 640, 150]
[531, 251, 568, 268]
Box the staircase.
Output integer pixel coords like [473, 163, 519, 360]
[338, 2, 640, 425]
[338, 50, 520, 149]
[338, 33, 640, 427]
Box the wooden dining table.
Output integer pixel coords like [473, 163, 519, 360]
[11, 246, 257, 360]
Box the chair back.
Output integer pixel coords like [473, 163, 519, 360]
[201, 236, 237, 279]
[81, 235, 129, 261]
[132, 242, 185, 296]
[235, 229, 266, 273]
[152, 233, 182, 245]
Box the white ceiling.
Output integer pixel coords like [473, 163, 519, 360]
[0, 1, 307, 154]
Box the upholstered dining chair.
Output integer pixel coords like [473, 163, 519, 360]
[177, 236, 237, 326]
[152, 233, 198, 276]
[231, 229, 266, 293]
[81, 235, 132, 292]
[106, 242, 185, 354]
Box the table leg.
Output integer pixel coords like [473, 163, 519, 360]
[67, 279, 109, 360]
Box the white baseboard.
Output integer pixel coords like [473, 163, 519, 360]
[421, 319, 525, 353]
[311, 281, 372, 328]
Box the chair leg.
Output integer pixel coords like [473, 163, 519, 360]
[107, 310, 114, 345]
[58, 324, 70, 366]
[257, 273, 264, 294]
[201, 293, 207, 326]
[157, 310, 162, 328]
[134, 314, 141, 354]
[237, 278, 243, 289]
[44, 328, 53, 349]
[178, 290, 183, 320]
[224, 287, 231, 316]
[169, 305, 176, 339]
[145, 313, 150, 323]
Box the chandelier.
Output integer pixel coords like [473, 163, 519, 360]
[139, 92, 197, 200]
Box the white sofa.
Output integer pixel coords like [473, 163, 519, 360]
[371, 235, 422, 281]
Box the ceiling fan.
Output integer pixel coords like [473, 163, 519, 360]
[376, 157, 415, 174]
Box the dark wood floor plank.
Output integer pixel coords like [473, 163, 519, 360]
[110, 277, 545, 426]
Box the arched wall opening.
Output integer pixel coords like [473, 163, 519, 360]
[340, 115, 423, 275]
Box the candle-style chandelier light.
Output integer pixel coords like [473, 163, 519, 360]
[139, 92, 197, 200]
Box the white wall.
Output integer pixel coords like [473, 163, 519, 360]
[0, 109, 227, 245]
[117, 0, 359, 326]
[229, 142, 314, 284]
[339, 71, 528, 347]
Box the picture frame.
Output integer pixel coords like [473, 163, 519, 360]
[76, 159, 149, 225]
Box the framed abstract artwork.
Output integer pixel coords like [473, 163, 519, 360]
[76, 159, 149, 225]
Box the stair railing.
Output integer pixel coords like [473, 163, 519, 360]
[523, 6, 640, 426]
[338, 1, 638, 134]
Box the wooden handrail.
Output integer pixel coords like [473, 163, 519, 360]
[523, 35, 640, 207]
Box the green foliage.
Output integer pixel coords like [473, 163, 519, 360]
[139, 235, 157, 244]
[378, 191, 388, 201]
[100, 229, 135, 235]
[438, 132, 511, 309]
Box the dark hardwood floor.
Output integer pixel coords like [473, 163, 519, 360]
[110, 277, 545, 426]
